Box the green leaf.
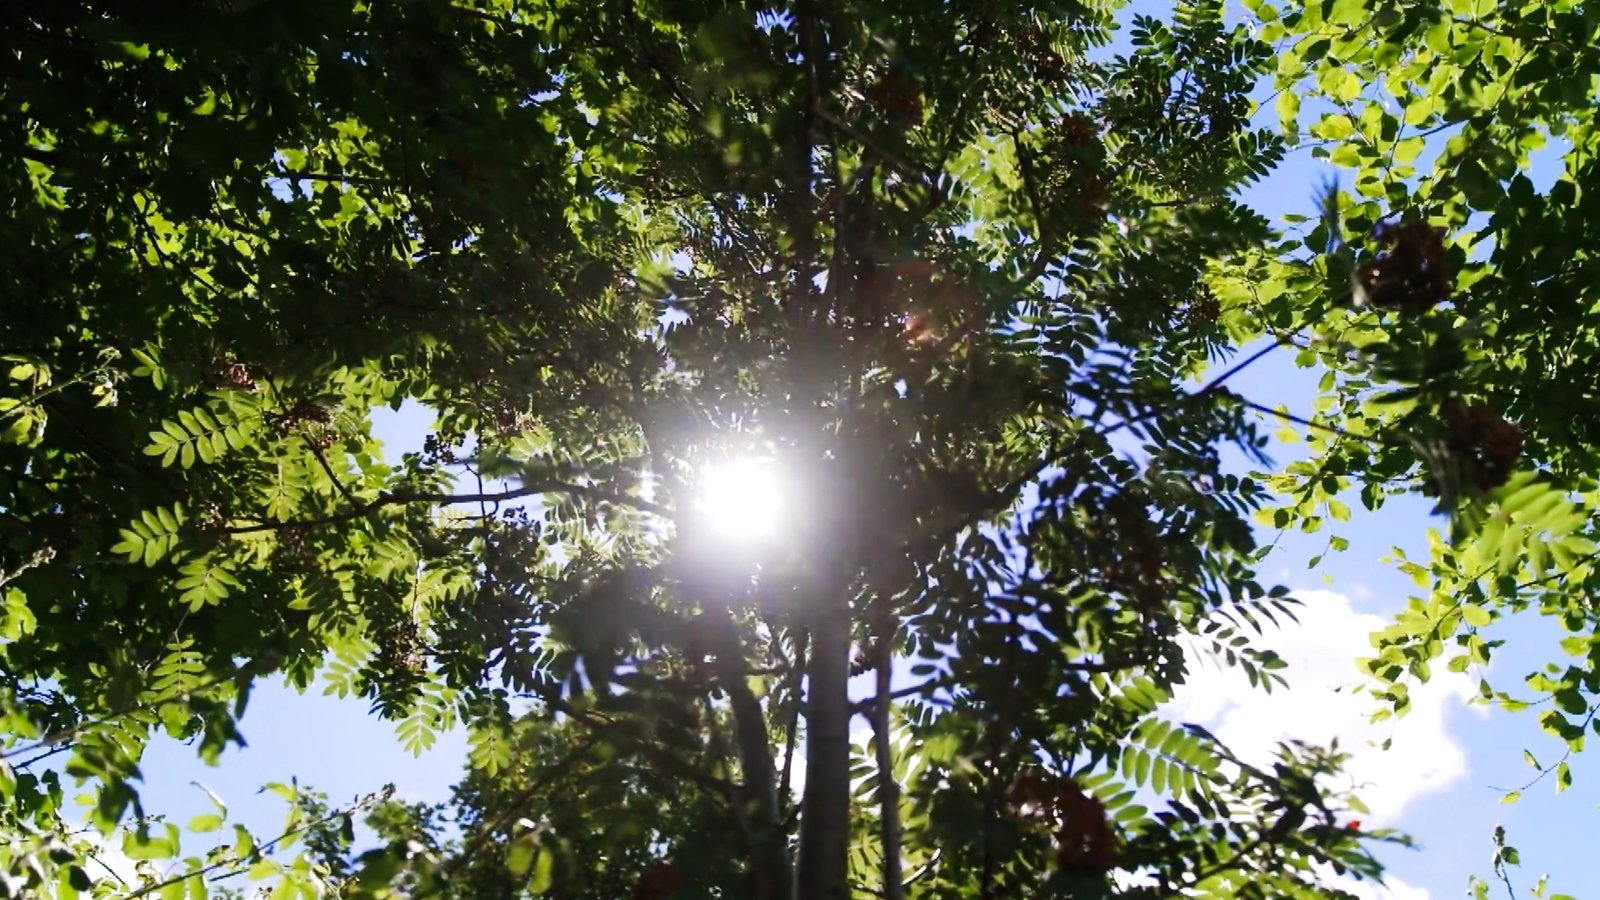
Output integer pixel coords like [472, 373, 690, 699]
[506, 830, 540, 878]
[1327, 0, 1364, 25]
[1311, 114, 1354, 140]
[530, 845, 554, 894]
[190, 813, 224, 833]
[1276, 90, 1301, 133]
[124, 824, 180, 860]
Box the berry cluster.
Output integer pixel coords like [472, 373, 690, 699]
[848, 640, 881, 677]
[866, 70, 923, 123]
[1181, 286, 1222, 328]
[1442, 399, 1524, 490]
[274, 399, 337, 449]
[223, 360, 257, 392]
[196, 500, 226, 534]
[483, 401, 532, 434]
[1056, 113, 1097, 149]
[1023, 24, 1068, 84]
[1038, 115, 1108, 223]
[1359, 220, 1451, 314]
[275, 398, 332, 429]
[375, 619, 426, 676]
[273, 526, 315, 572]
[631, 861, 682, 900]
[422, 433, 459, 465]
[1087, 492, 1172, 607]
[206, 356, 258, 393]
[1009, 769, 1119, 875]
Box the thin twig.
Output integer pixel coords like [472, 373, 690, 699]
[303, 436, 362, 508]
[1097, 337, 1289, 440]
[0, 662, 247, 762]
[0, 546, 55, 589]
[871, 611, 903, 900]
[877, 652, 1148, 708]
[125, 787, 392, 899]
[225, 477, 667, 535]
[778, 628, 810, 810]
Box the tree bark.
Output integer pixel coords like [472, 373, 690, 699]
[779, 629, 809, 812]
[872, 625, 903, 900]
[797, 590, 852, 900]
[708, 607, 793, 900]
[726, 670, 793, 900]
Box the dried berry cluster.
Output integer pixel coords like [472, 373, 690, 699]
[375, 619, 426, 675]
[866, 70, 923, 123]
[1056, 113, 1097, 149]
[848, 639, 882, 677]
[1442, 399, 1524, 490]
[1084, 492, 1172, 606]
[273, 526, 315, 572]
[196, 500, 226, 533]
[485, 401, 533, 433]
[1038, 115, 1108, 222]
[1359, 220, 1451, 314]
[1009, 769, 1119, 875]
[223, 359, 257, 392]
[274, 398, 332, 429]
[631, 861, 682, 900]
[423, 432, 459, 465]
[1181, 286, 1221, 327]
[1023, 24, 1068, 84]
[272, 398, 339, 448]
[206, 356, 259, 392]
[856, 258, 982, 352]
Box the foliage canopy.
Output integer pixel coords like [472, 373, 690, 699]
[6, 0, 1598, 897]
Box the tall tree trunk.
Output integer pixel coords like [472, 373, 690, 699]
[872, 623, 903, 900]
[779, 629, 810, 812]
[726, 670, 793, 900]
[707, 606, 793, 900]
[797, 591, 852, 899]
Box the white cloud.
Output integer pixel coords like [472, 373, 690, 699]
[1319, 867, 1432, 900]
[1166, 590, 1475, 825]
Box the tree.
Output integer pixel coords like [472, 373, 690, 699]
[1232, 0, 1600, 851]
[1174, 0, 1600, 890]
[2, 1, 1403, 897]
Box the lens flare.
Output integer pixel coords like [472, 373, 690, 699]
[698, 458, 784, 539]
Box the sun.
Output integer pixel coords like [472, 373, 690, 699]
[697, 458, 786, 539]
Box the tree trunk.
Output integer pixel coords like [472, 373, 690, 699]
[725, 664, 793, 900]
[872, 627, 903, 900]
[797, 591, 852, 900]
[707, 605, 793, 900]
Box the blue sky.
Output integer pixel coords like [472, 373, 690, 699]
[99, 7, 1595, 899]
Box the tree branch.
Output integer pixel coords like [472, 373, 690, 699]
[225, 478, 668, 535]
[813, 105, 936, 190]
[1096, 337, 1289, 440]
[778, 628, 809, 812]
[125, 787, 392, 899]
[870, 613, 903, 900]
[0, 546, 55, 589]
[706, 602, 792, 900]
[303, 436, 363, 508]
[872, 652, 1151, 709]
